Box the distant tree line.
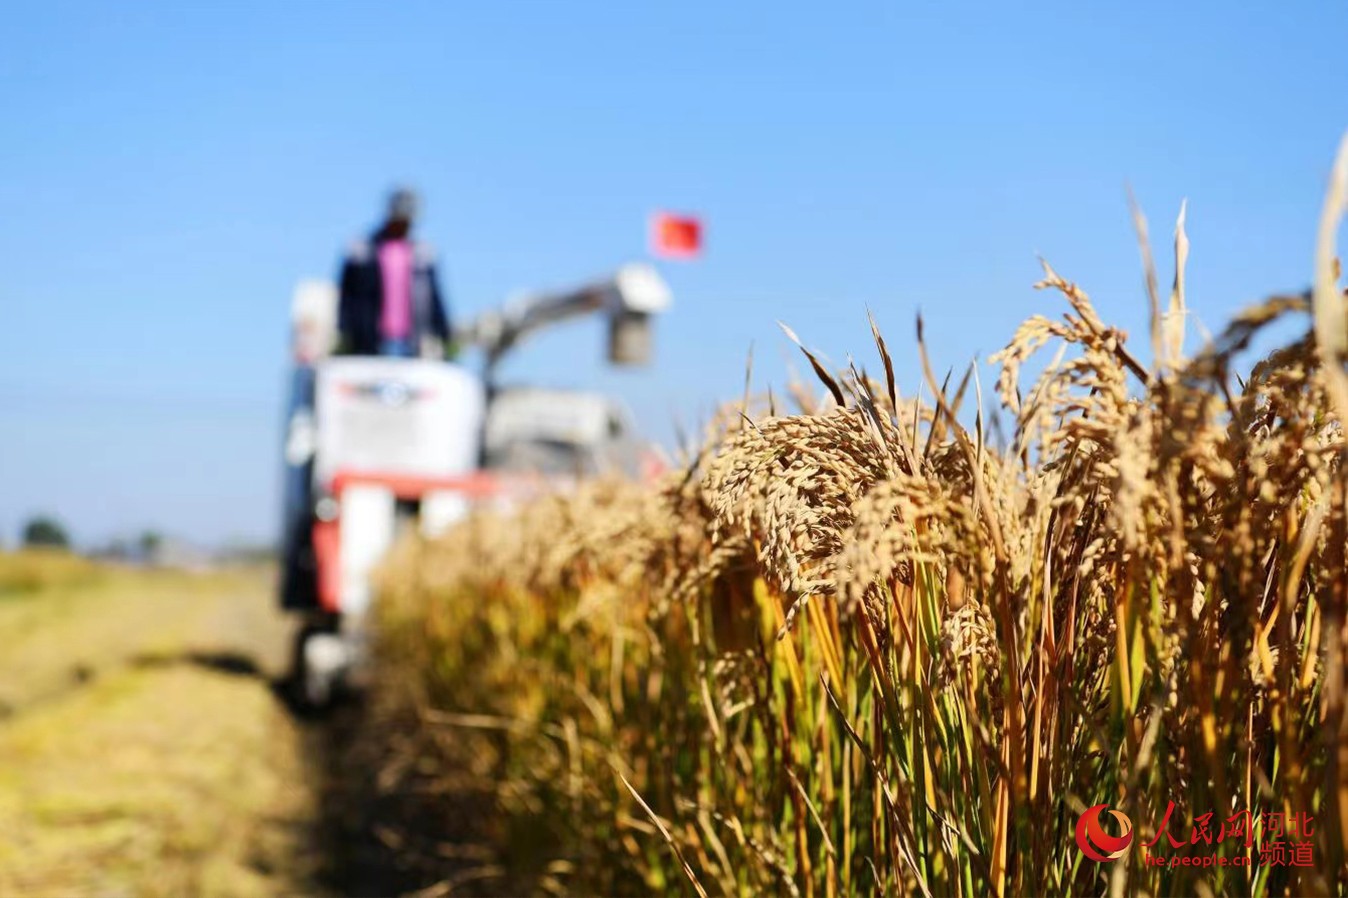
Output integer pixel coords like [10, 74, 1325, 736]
[21, 516, 69, 549]
[10, 517, 273, 567]
[15, 517, 164, 558]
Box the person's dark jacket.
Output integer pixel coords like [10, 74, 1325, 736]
[337, 236, 451, 355]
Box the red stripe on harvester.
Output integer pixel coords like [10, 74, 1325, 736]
[329, 469, 503, 500]
[312, 518, 341, 612]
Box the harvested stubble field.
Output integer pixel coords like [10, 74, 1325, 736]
[367, 145, 1348, 897]
[0, 551, 316, 898]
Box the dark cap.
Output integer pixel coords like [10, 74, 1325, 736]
[387, 187, 420, 224]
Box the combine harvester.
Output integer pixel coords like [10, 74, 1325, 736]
[278, 265, 671, 704]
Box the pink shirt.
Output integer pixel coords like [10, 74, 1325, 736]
[377, 239, 414, 340]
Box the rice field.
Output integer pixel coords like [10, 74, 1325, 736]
[0, 552, 315, 898]
[367, 140, 1348, 897]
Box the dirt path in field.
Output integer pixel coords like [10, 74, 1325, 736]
[0, 565, 360, 898]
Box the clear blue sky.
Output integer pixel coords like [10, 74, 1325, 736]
[2, 1, 1346, 547]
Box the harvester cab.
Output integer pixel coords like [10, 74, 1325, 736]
[278, 265, 670, 705]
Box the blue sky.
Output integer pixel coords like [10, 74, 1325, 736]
[2, 1, 1346, 546]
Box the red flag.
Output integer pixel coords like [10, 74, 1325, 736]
[650, 211, 703, 259]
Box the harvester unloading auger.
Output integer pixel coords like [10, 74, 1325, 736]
[278, 264, 671, 705]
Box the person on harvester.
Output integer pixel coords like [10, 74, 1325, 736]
[337, 188, 452, 358]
